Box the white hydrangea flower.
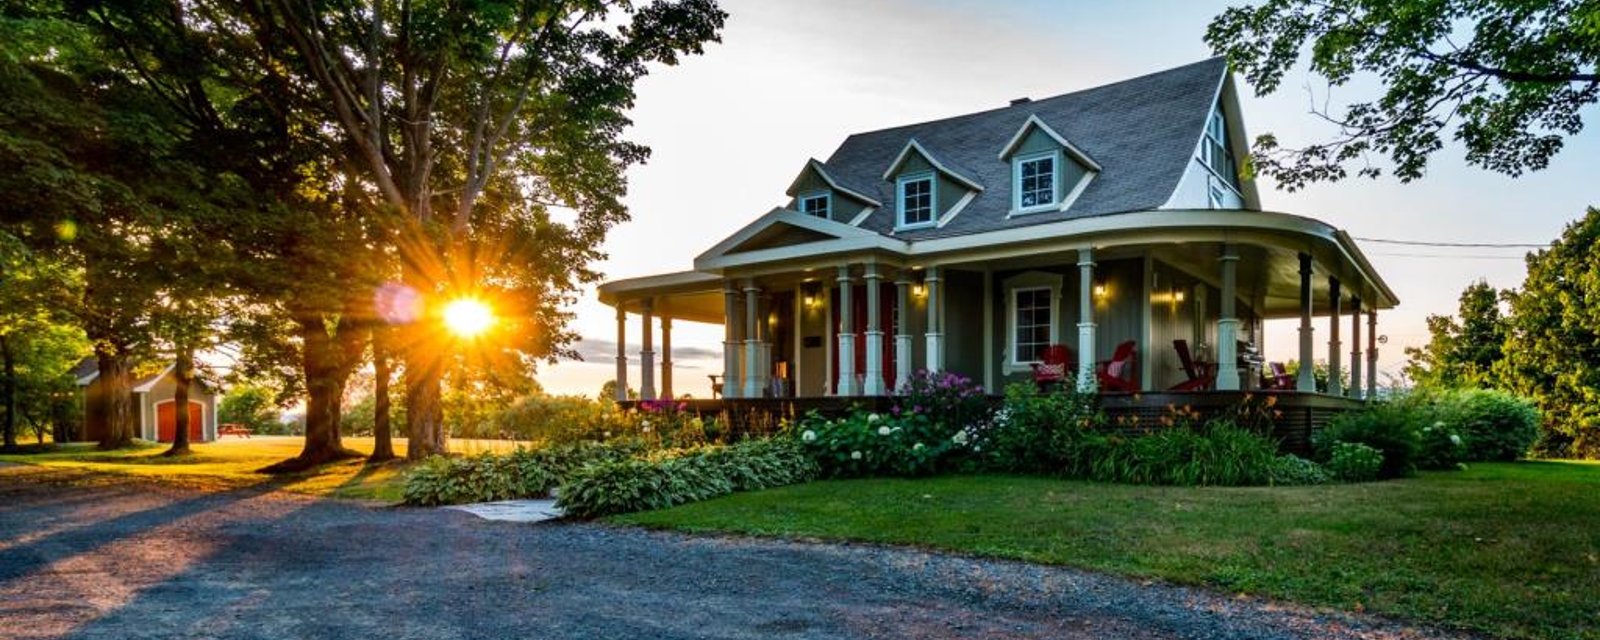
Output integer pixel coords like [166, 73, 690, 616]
[1434, 421, 1447, 429]
[877, 426, 892, 436]
[641, 419, 652, 428]
[850, 450, 862, 460]
[913, 442, 925, 451]
[952, 431, 969, 445]
[801, 430, 817, 443]
[1449, 434, 1463, 446]
[868, 413, 882, 423]
[642, 426, 652, 433]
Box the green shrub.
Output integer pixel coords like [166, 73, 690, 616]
[1088, 421, 1281, 486]
[400, 441, 641, 506]
[1315, 403, 1423, 478]
[798, 410, 962, 477]
[557, 438, 817, 518]
[1416, 420, 1467, 470]
[979, 383, 1102, 475]
[1327, 442, 1384, 482]
[1437, 389, 1539, 462]
[1269, 455, 1330, 485]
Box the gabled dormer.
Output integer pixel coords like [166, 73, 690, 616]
[880, 139, 983, 231]
[997, 114, 1100, 216]
[785, 159, 881, 224]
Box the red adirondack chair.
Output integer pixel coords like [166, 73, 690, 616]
[1168, 339, 1215, 391]
[1030, 345, 1075, 390]
[1260, 362, 1294, 390]
[1096, 341, 1139, 393]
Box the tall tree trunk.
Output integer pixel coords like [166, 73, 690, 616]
[163, 348, 195, 456]
[96, 346, 136, 449]
[2, 334, 16, 451]
[403, 261, 447, 460]
[261, 317, 362, 473]
[369, 329, 395, 462]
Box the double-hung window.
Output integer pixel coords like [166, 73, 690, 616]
[1014, 152, 1057, 212]
[799, 192, 831, 219]
[898, 174, 935, 228]
[1202, 109, 1238, 189]
[1011, 287, 1054, 363]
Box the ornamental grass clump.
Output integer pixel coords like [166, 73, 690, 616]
[1087, 421, 1282, 486]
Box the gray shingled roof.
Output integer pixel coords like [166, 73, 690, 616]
[820, 57, 1227, 240]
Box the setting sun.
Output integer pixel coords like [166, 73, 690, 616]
[442, 297, 495, 338]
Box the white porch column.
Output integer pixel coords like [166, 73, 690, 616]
[1296, 252, 1317, 392]
[1366, 310, 1379, 398]
[925, 266, 944, 373]
[863, 264, 885, 395]
[1215, 244, 1241, 391]
[895, 277, 913, 393]
[743, 279, 764, 398]
[614, 305, 629, 402]
[722, 286, 739, 399]
[1076, 249, 1097, 391]
[660, 316, 673, 400]
[836, 265, 857, 396]
[640, 299, 656, 400]
[1326, 278, 1343, 396]
[1349, 297, 1363, 400]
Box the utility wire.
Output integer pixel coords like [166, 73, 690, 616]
[1355, 237, 1545, 249]
[1368, 252, 1526, 260]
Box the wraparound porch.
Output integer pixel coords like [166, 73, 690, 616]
[599, 210, 1397, 409]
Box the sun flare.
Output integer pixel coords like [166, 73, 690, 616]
[442, 298, 495, 338]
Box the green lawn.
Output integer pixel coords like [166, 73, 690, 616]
[615, 462, 1600, 640]
[0, 436, 524, 502]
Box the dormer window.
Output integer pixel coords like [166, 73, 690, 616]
[799, 192, 831, 219]
[897, 173, 935, 228]
[1014, 151, 1059, 212]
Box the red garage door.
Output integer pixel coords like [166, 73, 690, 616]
[157, 401, 204, 443]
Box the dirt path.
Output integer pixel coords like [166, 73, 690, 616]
[0, 466, 1460, 640]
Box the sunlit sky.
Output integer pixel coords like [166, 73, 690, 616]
[535, 0, 1600, 398]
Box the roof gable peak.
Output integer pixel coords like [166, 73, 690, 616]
[786, 159, 882, 207]
[880, 139, 984, 192]
[997, 114, 1102, 171]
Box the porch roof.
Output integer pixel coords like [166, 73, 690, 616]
[600, 207, 1399, 321]
[597, 270, 725, 323]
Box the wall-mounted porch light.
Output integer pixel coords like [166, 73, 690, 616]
[1092, 280, 1108, 299]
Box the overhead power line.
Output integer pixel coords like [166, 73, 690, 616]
[1355, 237, 1546, 249]
[1368, 252, 1527, 260]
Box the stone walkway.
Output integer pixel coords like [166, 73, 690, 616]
[443, 498, 564, 522]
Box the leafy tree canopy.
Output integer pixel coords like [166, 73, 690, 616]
[1499, 207, 1600, 457]
[1208, 0, 1600, 189]
[1404, 280, 1507, 389]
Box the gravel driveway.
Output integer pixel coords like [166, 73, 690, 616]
[0, 466, 1460, 640]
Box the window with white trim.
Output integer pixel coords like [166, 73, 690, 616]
[799, 192, 831, 219]
[1014, 152, 1057, 211]
[897, 174, 934, 227]
[1202, 109, 1238, 189]
[1208, 182, 1227, 209]
[1011, 287, 1054, 363]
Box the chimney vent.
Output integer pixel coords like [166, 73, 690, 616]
[1010, 97, 1032, 106]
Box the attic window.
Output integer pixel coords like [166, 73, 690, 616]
[1203, 109, 1238, 189]
[897, 173, 935, 228]
[799, 192, 830, 219]
[1013, 151, 1058, 212]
